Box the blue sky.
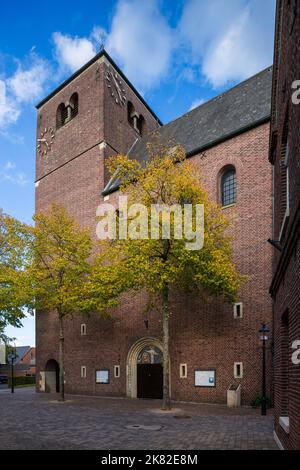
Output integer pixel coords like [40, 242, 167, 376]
[1, 0, 276, 346]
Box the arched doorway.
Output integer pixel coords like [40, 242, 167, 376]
[137, 346, 163, 399]
[45, 359, 59, 393]
[126, 337, 164, 399]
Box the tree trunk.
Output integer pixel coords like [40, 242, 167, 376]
[58, 314, 65, 402]
[162, 285, 171, 410]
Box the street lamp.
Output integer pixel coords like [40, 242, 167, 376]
[259, 323, 270, 416]
[7, 352, 17, 394]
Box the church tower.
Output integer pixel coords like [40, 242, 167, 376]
[35, 50, 161, 227]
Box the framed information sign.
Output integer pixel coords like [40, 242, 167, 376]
[195, 370, 216, 387]
[96, 369, 109, 384]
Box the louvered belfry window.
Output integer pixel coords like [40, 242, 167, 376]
[280, 115, 289, 225]
[56, 103, 66, 129]
[70, 93, 79, 119]
[56, 93, 79, 130]
[221, 168, 237, 207]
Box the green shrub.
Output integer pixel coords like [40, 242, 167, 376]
[250, 394, 270, 408]
[8, 376, 36, 387]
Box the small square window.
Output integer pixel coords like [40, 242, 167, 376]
[114, 365, 120, 378]
[234, 303, 243, 319]
[81, 366, 86, 378]
[81, 323, 87, 335]
[234, 362, 243, 379]
[180, 363, 187, 379]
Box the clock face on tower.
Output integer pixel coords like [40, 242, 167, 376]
[105, 66, 126, 106]
[37, 127, 55, 156]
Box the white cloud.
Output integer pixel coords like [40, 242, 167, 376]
[189, 98, 205, 111]
[0, 171, 28, 186]
[53, 32, 97, 73]
[8, 56, 50, 103]
[51, 0, 275, 93]
[90, 26, 108, 46]
[106, 0, 174, 90]
[0, 161, 28, 186]
[0, 80, 20, 129]
[3, 161, 16, 170]
[52, 1, 174, 90]
[179, 0, 276, 88]
[0, 53, 51, 131]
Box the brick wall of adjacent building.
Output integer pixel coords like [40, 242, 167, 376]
[35, 53, 273, 406]
[270, 0, 300, 450]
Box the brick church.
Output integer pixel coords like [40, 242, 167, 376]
[35, 49, 274, 405]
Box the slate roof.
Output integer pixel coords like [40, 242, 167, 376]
[15, 346, 30, 364]
[102, 66, 272, 196]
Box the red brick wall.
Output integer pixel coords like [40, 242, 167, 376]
[20, 347, 36, 365]
[36, 121, 273, 405]
[270, 0, 300, 450]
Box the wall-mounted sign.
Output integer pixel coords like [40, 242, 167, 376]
[96, 369, 109, 384]
[195, 370, 216, 387]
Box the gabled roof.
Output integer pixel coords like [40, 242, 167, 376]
[102, 66, 272, 196]
[15, 346, 31, 364]
[36, 49, 162, 125]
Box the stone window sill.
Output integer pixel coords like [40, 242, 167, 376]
[221, 203, 236, 210]
[279, 416, 290, 434]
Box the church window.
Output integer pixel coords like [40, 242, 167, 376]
[127, 101, 146, 135]
[279, 110, 290, 240]
[138, 114, 146, 136]
[234, 303, 243, 319]
[221, 166, 237, 207]
[81, 323, 87, 336]
[56, 93, 79, 130]
[70, 92, 79, 119]
[137, 346, 163, 364]
[56, 103, 67, 129]
[81, 366, 87, 378]
[234, 362, 243, 379]
[180, 364, 187, 379]
[114, 365, 120, 378]
[127, 101, 135, 127]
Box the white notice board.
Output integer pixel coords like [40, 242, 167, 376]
[96, 370, 109, 384]
[195, 370, 216, 387]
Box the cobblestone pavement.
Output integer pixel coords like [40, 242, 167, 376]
[0, 388, 277, 450]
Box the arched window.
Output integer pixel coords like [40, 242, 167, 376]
[56, 93, 79, 130]
[138, 114, 146, 136]
[137, 346, 163, 364]
[127, 101, 135, 126]
[221, 167, 237, 207]
[56, 103, 66, 129]
[127, 101, 146, 134]
[70, 92, 78, 119]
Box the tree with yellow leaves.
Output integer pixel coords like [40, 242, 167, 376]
[0, 210, 33, 342]
[95, 141, 243, 410]
[29, 204, 95, 401]
[1, 204, 128, 400]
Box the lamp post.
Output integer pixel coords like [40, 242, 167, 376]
[259, 323, 270, 416]
[7, 352, 17, 394]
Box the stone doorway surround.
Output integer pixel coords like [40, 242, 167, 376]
[126, 337, 166, 399]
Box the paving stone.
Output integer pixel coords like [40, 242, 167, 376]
[0, 388, 278, 450]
